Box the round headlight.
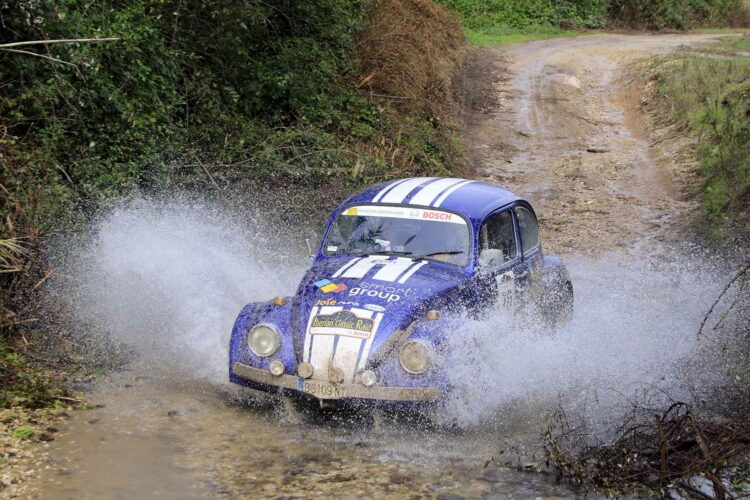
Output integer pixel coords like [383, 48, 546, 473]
[398, 341, 430, 375]
[247, 324, 280, 357]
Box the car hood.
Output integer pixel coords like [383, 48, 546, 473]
[292, 255, 469, 382]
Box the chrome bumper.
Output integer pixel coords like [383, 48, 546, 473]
[231, 362, 441, 402]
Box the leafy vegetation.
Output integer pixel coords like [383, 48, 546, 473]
[436, 0, 749, 45]
[649, 37, 750, 222]
[0, 0, 467, 410]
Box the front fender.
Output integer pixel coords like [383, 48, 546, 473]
[369, 315, 454, 393]
[228, 298, 296, 383]
[542, 255, 571, 285]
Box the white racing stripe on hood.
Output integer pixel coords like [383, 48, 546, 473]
[303, 306, 382, 382]
[339, 255, 390, 279]
[397, 260, 428, 284]
[335, 256, 427, 283]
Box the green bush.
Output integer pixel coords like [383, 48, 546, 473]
[435, 0, 609, 30]
[437, 0, 749, 41]
[609, 0, 750, 29]
[651, 44, 750, 220]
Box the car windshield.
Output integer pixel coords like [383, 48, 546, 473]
[324, 205, 471, 266]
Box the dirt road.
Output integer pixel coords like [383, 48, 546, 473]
[14, 33, 723, 499]
[461, 33, 722, 256]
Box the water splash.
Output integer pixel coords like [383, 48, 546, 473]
[52, 199, 732, 431]
[53, 198, 306, 383]
[442, 253, 727, 427]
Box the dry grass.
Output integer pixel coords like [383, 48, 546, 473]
[357, 0, 465, 110]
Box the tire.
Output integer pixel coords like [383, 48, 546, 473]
[545, 280, 574, 329]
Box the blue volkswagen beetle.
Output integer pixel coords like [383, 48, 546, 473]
[229, 177, 573, 407]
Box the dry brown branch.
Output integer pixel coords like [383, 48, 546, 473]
[544, 401, 750, 496]
[0, 37, 120, 49]
[699, 261, 750, 337]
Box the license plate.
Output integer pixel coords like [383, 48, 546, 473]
[298, 378, 345, 399]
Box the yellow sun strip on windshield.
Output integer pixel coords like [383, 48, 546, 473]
[342, 206, 466, 225]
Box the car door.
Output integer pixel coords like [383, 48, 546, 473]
[515, 204, 543, 300]
[474, 208, 526, 313]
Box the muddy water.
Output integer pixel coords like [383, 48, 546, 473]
[25, 34, 733, 498]
[30, 370, 572, 499]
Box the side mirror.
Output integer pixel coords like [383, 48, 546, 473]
[478, 249, 504, 270]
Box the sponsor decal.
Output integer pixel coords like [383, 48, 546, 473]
[303, 307, 383, 382]
[337, 300, 360, 307]
[314, 279, 347, 294]
[339, 205, 466, 225]
[422, 210, 452, 221]
[315, 298, 337, 307]
[326, 245, 338, 252]
[364, 304, 386, 312]
[348, 282, 411, 303]
[310, 310, 374, 339]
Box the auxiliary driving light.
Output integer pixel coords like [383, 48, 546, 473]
[247, 324, 281, 357]
[269, 360, 285, 377]
[399, 341, 430, 375]
[298, 362, 314, 379]
[273, 296, 287, 306]
[360, 370, 377, 387]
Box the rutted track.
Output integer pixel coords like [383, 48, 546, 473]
[19, 33, 727, 499]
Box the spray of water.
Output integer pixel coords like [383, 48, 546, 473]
[52, 198, 731, 430]
[442, 255, 725, 427]
[53, 198, 306, 383]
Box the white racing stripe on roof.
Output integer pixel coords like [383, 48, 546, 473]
[372, 179, 409, 203]
[380, 177, 436, 204]
[408, 178, 464, 206]
[433, 180, 475, 208]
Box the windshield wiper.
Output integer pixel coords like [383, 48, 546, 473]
[414, 250, 465, 259]
[368, 250, 413, 256]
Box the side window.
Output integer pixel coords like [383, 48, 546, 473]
[516, 206, 539, 254]
[479, 210, 517, 265]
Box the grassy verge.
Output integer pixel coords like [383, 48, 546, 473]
[465, 26, 586, 47]
[646, 36, 750, 225]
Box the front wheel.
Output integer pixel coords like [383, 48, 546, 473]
[544, 280, 574, 329]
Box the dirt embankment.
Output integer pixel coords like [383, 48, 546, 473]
[457, 33, 728, 257]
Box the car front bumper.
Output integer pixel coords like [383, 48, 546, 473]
[231, 362, 441, 402]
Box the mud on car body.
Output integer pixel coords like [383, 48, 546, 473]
[229, 178, 573, 407]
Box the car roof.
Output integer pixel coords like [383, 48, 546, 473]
[339, 177, 524, 221]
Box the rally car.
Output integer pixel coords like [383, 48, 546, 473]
[229, 177, 573, 406]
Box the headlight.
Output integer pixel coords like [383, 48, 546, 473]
[247, 324, 280, 357]
[398, 341, 430, 375]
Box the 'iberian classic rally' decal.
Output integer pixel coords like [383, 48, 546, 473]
[303, 306, 383, 382]
[309, 310, 374, 339]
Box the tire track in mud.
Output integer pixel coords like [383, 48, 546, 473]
[461, 33, 724, 256]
